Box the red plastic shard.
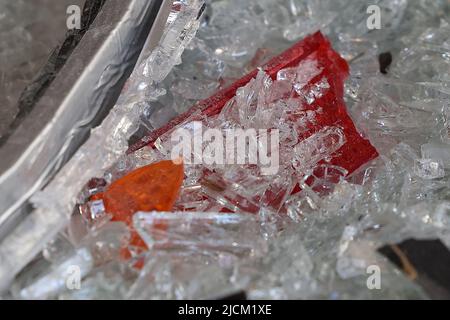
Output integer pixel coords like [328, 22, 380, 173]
[131, 33, 376, 177]
[128, 31, 378, 177]
[128, 32, 332, 152]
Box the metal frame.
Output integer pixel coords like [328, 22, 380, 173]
[0, 0, 171, 239]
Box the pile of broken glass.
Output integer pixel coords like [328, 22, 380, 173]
[9, 0, 450, 299]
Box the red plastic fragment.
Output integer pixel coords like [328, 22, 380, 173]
[128, 31, 378, 177]
[128, 32, 332, 152]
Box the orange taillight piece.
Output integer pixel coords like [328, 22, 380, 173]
[102, 160, 184, 225]
[96, 160, 184, 258]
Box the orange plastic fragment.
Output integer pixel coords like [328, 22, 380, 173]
[102, 160, 184, 224]
[96, 160, 184, 258]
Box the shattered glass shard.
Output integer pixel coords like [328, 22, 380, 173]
[414, 158, 445, 180]
[292, 126, 346, 173]
[133, 211, 266, 255]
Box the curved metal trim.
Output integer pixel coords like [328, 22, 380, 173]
[0, 0, 170, 238]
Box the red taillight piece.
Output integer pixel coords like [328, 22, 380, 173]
[128, 31, 378, 176]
